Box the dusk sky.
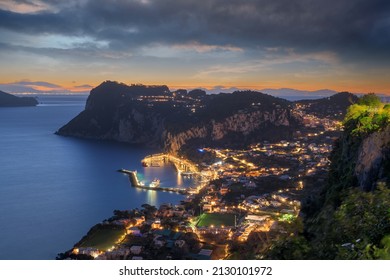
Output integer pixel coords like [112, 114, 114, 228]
[0, 0, 389, 94]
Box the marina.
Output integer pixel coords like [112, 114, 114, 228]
[117, 169, 190, 195]
[116, 152, 211, 195]
[0, 95, 190, 260]
[141, 153, 199, 174]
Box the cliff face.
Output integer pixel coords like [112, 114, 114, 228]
[210, 109, 291, 139]
[57, 81, 302, 152]
[58, 105, 166, 145]
[355, 125, 390, 191]
[163, 126, 208, 152]
[325, 124, 390, 202]
[163, 108, 293, 152]
[278, 99, 390, 260]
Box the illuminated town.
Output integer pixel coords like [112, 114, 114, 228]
[59, 101, 344, 260]
[1, 0, 389, 267]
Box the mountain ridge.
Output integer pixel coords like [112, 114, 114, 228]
[56, 81, 358, 153]
[56, 81, 305, 153]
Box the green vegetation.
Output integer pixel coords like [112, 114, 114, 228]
[331, 185, 390, 259]
[324, 93, 389, 204]
[266, 183, 390, 260]
[373, 235, 390, 259]
[278, 213, 295, 223]
[79, 227, 125, 251]
[344, 93, 390, 137]
[357, 93, 382, 107]
[310, 184, 390, 259]
[266, 235, 311, 260]
[196, 213, 236, 227]
[264, 94, 390, 259]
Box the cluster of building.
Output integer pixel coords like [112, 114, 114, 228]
[66, 100, 344, 260]
[71, 201, 218, 260]
[240, 193, 300, 214]
[204, 137, 332, 184]
[132, 88, 206, 114]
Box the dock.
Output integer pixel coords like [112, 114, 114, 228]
[141, 153, 199, 175]
[117, 169, 189, 195]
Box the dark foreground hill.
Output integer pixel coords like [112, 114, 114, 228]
[266, 95, 390, 259]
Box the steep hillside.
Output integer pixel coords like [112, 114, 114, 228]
[295, 92, 358, 119]
[266, 94, 390, 259]
[56, 81, 302, 153]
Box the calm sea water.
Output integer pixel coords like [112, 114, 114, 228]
[0, 95, 192, 260]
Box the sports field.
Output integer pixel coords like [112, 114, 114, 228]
[196, 213, 236, 227]
[79, 228, 125, 251]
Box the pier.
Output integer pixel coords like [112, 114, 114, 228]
[117, 169, 190, 195]
[142, 153, 199, 175]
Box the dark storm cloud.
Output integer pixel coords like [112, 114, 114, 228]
[1, 0, 390, 58]
[0, 9, 80, 35]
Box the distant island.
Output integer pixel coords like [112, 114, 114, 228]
[0, 90, 38, 107]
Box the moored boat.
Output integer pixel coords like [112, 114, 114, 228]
[149, 178, 160, 188]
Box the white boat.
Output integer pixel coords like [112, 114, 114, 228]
[149, 179, 160, 188]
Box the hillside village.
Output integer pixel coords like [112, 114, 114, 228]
[58, 95, 349, 260]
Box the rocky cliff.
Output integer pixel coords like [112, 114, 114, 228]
[56, 81, 302, 153]
[267, 96, 390, 260]
[355, 125, 390, 191]
[326, 97, 390, 194]
[162, 107, 295, 152]
[304, 111, 390, 259]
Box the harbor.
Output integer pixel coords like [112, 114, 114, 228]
[117, 152, 211, 197]
[117, 169, 190, 195]
[141, 153, 199, 175]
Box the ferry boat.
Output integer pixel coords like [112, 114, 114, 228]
[149, 179, 160, 188]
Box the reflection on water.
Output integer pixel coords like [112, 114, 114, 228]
[136, 162, 197, 206]
[141, 162, 194, 189]
[146, 190, 157, 206]
[177, 171, 183, 186]
[0, 95, 194, 260]
[134, 188, 157, 207]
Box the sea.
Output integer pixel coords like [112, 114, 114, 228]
[0, 95, 193, 260]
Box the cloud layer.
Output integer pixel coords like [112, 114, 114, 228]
[0, 0, 389, 92]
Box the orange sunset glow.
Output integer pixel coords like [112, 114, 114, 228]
[0, 0, 389, 95]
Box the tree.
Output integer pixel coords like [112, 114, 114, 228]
[141, 204, 157, 219]
[374, 235, 390, 259]
[357, 93, 381, 107]
[329, 185, 390, 259]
